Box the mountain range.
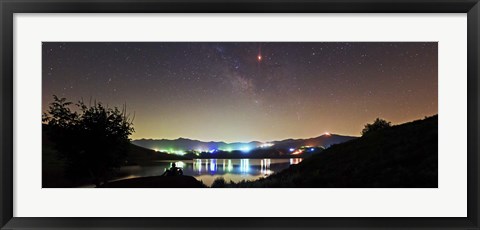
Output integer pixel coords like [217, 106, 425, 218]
[131, 134, 357, 153]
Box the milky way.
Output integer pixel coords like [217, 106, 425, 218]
[42, 42, 437, 142]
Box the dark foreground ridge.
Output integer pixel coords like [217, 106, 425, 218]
[221, 115, 438, 188]
[100, 175, 206, 188]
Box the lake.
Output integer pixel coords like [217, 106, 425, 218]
[116, 158, 303, 187]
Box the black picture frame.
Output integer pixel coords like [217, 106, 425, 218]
[1, 0, 479, 229]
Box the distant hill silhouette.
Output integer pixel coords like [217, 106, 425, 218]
[218, 115, 438, 188]
[126, 144, 189, 165]
[271, 134, 357, 149]
[131, 134, 357, 153]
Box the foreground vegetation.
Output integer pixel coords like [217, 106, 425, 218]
[43, 95, 437, 188]
[100, 175, 206, 188]
[42, 134, 188, 187]
[42, 96, 186, 187]
[211, 115, 438, 188]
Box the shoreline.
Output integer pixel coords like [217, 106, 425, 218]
[100, 175, 206, 188]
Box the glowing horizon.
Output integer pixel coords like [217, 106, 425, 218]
[42, 42, 438, 143]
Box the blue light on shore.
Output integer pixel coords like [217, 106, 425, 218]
[241, 146, 251, 152]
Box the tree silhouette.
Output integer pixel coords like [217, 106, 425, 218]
[43, 95, 134, 187]
[361, 118, 391, 136]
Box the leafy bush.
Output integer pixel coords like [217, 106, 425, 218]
[211, 177, 227, 188]
[361, 118, 391, 136]
[43, 95, 134, 187]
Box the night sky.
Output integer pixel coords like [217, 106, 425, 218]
[42, 42, 437, 142]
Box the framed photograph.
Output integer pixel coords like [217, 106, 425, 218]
[1, 0, 479, 229]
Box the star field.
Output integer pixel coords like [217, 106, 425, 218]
[42, 42, 437, 142]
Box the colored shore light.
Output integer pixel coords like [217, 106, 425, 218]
[292, 150, 304, 155]
[241, 147, 251, 152]
[260, 143, 274, 148]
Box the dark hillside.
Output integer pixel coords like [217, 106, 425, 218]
[233, 115, 438, 188]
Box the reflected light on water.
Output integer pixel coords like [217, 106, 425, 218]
[174, 161, 185, 168]
[260, 159, 273, 176]
[290, 158, 303, 165]
[240, 159, 250, 173]
[227, 159, 233, 172]
[155, 158, 306, 186]
[210, 159, 217, 172]
[192, 158, 303, 175]
[195, 159, 202, 173]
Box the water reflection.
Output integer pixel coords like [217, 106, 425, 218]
[290, 158, 302, 165]
[192, 158, 285, 175]
[118, 158, 303, 187]
[260, 159, 273, 175]
[240, 159, 249, 173]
